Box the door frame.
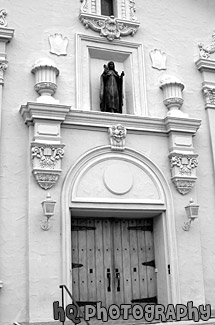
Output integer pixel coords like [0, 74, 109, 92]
[61, 146, 180, 306]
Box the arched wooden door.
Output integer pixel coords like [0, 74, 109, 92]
[71, 218, 157, 308]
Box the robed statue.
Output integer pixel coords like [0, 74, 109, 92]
[100, 61, 124, 113]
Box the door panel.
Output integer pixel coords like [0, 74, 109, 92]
[103, 219, 113, 307]
[71, 217, 156, 308]
[121, 220, 132, 304]
[113, 219, 124, 305]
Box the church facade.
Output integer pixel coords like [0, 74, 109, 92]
[1, 1, 215, 324]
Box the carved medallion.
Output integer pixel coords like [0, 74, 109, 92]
[103, 163, 133, 195]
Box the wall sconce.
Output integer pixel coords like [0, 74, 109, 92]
[41, 193, 56, 231]
[182, 198, 199, 231]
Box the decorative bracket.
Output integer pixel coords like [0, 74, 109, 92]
[169, 153, 198, 195]
[79, 13, 140, 41]
[31, 143, 65, 190]
[108, 124, 127, 151]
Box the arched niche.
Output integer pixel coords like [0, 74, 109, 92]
[61, 146, 181, 306]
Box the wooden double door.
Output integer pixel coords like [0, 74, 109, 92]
[71, 218, 157, 308]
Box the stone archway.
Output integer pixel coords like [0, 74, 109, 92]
[61, 145, 180, 306]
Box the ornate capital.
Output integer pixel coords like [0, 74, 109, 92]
[31, 143, 65, 189]
[203, 87, 215, 105]
[32, 144, 64, 169]
[79, 13, 139, 41]
[169, 153, 198, 195]
[169, 154, 198, 176]
[0, 62, 7, 84]
[0, 9, 7, 27]
[108, 124, 127, 151]
[198, 31, 215, 59]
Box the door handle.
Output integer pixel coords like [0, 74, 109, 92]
[115, 269, 120, 292]
[107, 268, 111, 292]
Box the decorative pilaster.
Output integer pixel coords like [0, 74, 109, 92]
[108, 124, 127, 151]
[0, 10, 14, 148]
[196, 34, 215, 178]
[20, 58, 70, 189]
[164, 109, 201, 194]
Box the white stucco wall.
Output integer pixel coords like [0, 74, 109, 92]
[1, 0, 215, 324]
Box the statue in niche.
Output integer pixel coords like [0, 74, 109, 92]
[100, 61, 124, 113]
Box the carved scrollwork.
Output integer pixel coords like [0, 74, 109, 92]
[80, 14, 139, 41]
[203, 87, 215, 105]
[80, 0, 88, 13]
[170, 155, 198, 176]
[169, 153, 198, 195]
[32, 145, 64, 169]
[34, 82, 57, 94]
[198, 31, 215, 59]
[31, 143, 64, 189]
[129, 0, 137, 21]
[108, 124, 127, 151]
[0, 9, 7, 27]
[0, 62, 8, 84]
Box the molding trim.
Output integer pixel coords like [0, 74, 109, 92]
[20, 102, 202, 136]
[20, 102, 71, 125]
[195, 58, 215, 72]
[0, 26, 14, 42]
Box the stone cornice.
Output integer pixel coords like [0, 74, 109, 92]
[0, 27, 14, 43]
[20, 102, 71, 125]
[195, 58, 215, 72]
[164, 116, 201, 135]
[20, 103, 202, 136]
[64, 109, 167, 133]
[65, 109, 201, 136]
